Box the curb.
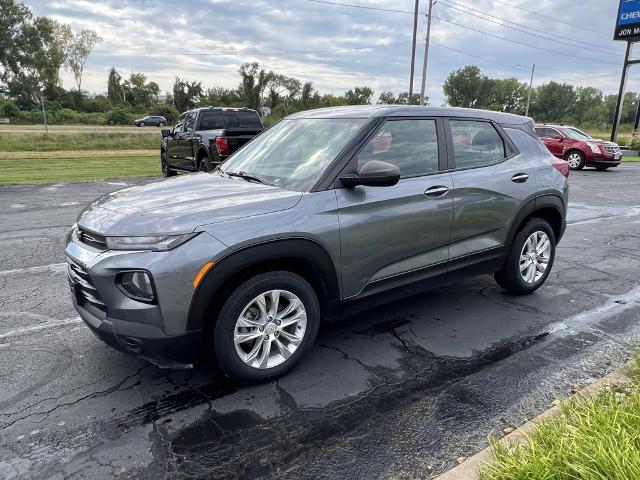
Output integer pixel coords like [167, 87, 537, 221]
[436, 368, 631, 480]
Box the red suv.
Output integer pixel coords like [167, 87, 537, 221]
[534, 124, 622, 170]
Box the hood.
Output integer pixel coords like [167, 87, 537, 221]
[77, 173, 302, 236]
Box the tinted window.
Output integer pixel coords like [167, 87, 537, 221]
[450, 120, 506, 169]
[534, 128, 547, 138]
[184, 112, 196, 133]
[173, 114, 185, 134]
[224, 111, 262, 128]
[562, 128, 591, 140]
[357, 119, 439, 177]
[198, 111, 224, 130]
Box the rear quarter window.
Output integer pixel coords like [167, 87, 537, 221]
[224, 111, 262, 128]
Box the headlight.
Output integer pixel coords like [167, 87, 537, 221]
[587, 142, 601, 154]
[105, 232, 199, 251]
[117, 271, 155, 302]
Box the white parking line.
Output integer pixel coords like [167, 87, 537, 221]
[0, 316, 82, 340]
[0, 263, 66, 276]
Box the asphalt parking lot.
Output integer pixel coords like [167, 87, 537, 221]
[1, 165, 640, 480]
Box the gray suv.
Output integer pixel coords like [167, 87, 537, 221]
[66, 106, 569, 383]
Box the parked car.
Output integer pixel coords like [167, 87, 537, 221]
[134, 116, 167, 127]
[534, 124, 622, 170]
[160, 107, 263, 175]
[0, 118, 9, 124]
[66, 106, 568, 383]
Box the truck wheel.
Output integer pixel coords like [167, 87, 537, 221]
[161, 151, 176, 177]
[494, 218, 556, 295]
[214, 271, 320, 384]
[199, 157, 211, 172]
[566, 150, 585, 170]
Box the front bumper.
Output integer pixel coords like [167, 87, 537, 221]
[65, 229, 227, 367]
[586, 154, 622, 167]
[75, 300, 201, 367]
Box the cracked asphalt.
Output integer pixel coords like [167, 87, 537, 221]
[1, 165, 640, 479]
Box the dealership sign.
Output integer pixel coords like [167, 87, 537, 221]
[615, 0, 640, 40]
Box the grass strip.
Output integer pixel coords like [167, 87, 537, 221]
[480, 353, 640, 480]
[0, 156, 160, 185]
[0, 132, 161, 152]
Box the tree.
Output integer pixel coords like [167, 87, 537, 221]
[123, 73, 159, 108]
[200, 87, 242, 107]
[0, 0, 66, 107]
[344, 86, 374, 105]
[238, 62, 270, 110]
[531, 81, 576, 123]
[486, 78, 528, 113]
[65, 29, 102, 92]
[574, 87, 604, 124]
[107, 67, 124, 104]
[299, 82, 321, 109]
[443, 65, 491, 108]
[172, 77, 203, 112]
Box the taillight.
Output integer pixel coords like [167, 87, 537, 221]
[552, 159, 570, 178]
[215, 136, 228, 156]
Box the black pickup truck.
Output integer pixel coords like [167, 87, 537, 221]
[160, 107, 263, 176]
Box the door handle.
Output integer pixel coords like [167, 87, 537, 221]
[424, 186, 449, 198]
[511, 173, 529, 183]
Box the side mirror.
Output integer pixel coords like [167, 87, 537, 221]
[161, 128, 171, 138]
[340, 160, 401, 188]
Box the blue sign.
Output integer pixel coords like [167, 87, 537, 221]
[615, 0, 640, 40]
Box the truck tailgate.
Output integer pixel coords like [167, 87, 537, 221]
[225, 128, 262, 153]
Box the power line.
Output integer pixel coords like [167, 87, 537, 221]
[490, 0, 611, 36]
[431, 41, 528, 71]
[431, 14, 621, 65]
[303, 0, 622, 66]
[438, 0, 621, 55]
[93, 40, 411, 57]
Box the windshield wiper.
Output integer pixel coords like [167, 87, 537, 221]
[225, 170, 273, 186]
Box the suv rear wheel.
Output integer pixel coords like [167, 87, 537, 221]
[214, 271, 320, 383]
[494, 218, 556, 295]
[566, 150, 585, 170]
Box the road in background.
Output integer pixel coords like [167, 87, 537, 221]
[1, 166, 639, 479]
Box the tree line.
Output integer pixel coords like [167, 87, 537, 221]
[0, 0, 634, 129]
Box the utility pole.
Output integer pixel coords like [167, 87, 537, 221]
[40, 94, 48, 137]
[419, 0, 435, 106]
[517, 63, 535, 117]
[408, 0, 420, 105]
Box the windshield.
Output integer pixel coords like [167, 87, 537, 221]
[220, 118, 366, 191]
[562, 128, 593, 140]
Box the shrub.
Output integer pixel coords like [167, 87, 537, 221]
[106, 109, 131, 125]
[630, 130, 640, 151]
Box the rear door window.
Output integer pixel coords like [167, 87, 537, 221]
[198, 110, 224, 130]
[449, 120, 506, 169]
[357, 119, 439, 177]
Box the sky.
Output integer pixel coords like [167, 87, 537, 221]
[25, 0, 636, 106]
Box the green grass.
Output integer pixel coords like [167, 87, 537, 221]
[0, 132, 160, 152]
[0, 155, 160, 185]
[480, 353, 640, 480]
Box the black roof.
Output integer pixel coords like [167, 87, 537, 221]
[288, 105, 531, 125]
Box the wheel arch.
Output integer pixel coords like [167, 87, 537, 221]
[186, 238, 341, 333]
[506, 195, 566, 248]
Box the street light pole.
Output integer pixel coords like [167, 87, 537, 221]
[419, 0, 434, 106]
[517, 63, 535, 117]
[408, 0, 420, 104]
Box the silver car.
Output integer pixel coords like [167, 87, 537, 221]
[66, 106, 569, 383]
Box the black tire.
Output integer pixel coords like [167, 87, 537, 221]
[214, 271, 320, 384]
[565, 150, 585, 170]
[494, 218, 556, 295]
[161, 150, 176, 177]
[139, 122, 145, 127]
[198, 156, 211, 172]
[595, 166, 609, 171]
[159, 122, 165, 128]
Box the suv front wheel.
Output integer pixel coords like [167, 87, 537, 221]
[494, 218, 556, 295]
[214, 271, 320, 383]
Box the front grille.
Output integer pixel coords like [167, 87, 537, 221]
[78, 227, 107, 250]
[602, 144, 621, 154]
[67, 257, 107, 317]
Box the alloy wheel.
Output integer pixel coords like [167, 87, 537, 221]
[519, 231, 551, 284]
[233, 289, 307, 369]
[567, 153, 582, 169]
